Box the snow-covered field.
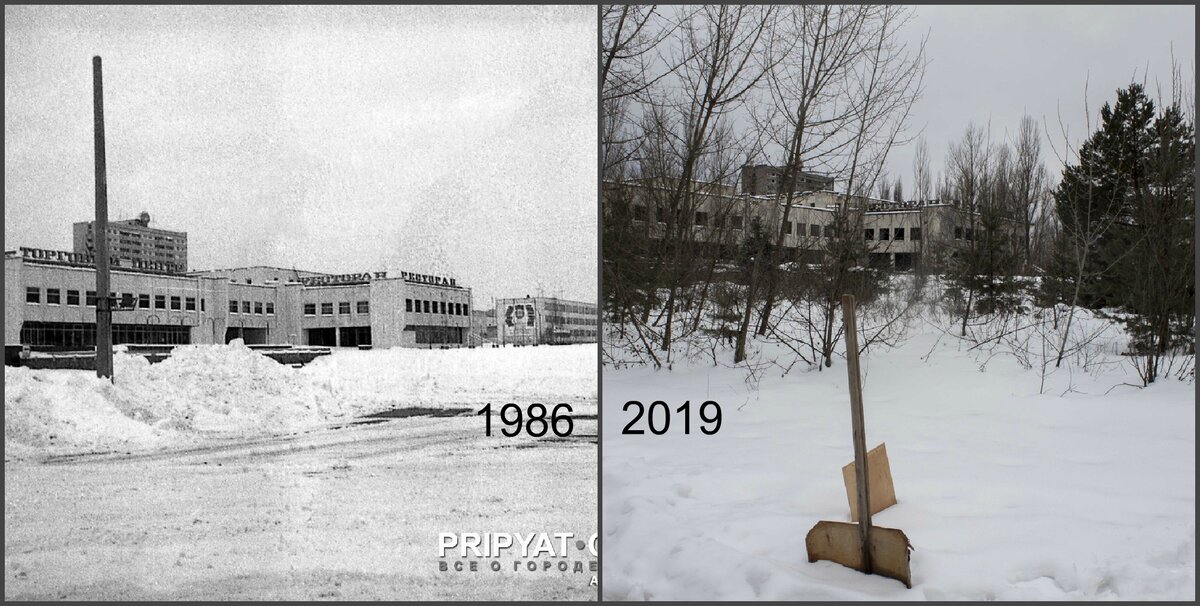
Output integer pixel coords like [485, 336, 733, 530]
[5, 343, 597, 600]
[601, 301, 1195, 600]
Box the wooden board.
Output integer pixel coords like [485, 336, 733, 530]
[806, 520, 913, 588]
[842, 442, 897, 522]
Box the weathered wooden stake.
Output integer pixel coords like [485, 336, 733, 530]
[841, 293, 871, 574]
[806, 294, 912, 588]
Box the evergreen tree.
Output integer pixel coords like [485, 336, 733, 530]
[1049, 83, 1195, 383]
[1113, 102, 1195, 382]
[1052, 83, 1155, 308]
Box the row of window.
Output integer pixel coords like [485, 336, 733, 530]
[19, 322, 191, 347]
[632, 205, 748, 230]
[93, 228, 181, 241]
[405, 298, 468, 316]
[783, 222, 833, 238]
[865, 227, 922, 242]
[545, 315, 598, 327]
[303, 301, 370, 316]
[25, 287, 206, 312]
[544, 302, 597, 315]
[25, 288, 478, 321]
[227, 300, 276, 315]
[954, 227, 975, 241]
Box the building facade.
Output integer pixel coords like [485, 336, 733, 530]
[605, 179, 1006, 271]
[495, 296, 598, 346]
[73, 212, 188, 273]
[6, 248, 472, 349]
[740, 164, 835, 196]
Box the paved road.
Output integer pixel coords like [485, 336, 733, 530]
[5, 414, 598, 600]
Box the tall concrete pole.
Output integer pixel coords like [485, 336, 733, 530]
[93, 56, 113, 379]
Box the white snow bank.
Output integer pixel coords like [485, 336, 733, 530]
[297, 343, 598, 413]
[5, 342, 597, 459]
[4, 365, 164, 458]
[602, 306, 1194, 600]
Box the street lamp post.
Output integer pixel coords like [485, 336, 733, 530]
[92, 56, 113, 380]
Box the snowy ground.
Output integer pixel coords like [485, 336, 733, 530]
[601, 304, 1195, 600]
[5, 343, 597, 600]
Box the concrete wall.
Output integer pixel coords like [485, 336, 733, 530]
[299, 284, 373, 345]
[5, 257, 23, 344]
[13, 259, 205, 328]
[7, 256, 476, 349]
[367, 278, 471, 348]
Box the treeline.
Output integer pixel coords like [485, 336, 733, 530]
[601, 5, 1194, 385]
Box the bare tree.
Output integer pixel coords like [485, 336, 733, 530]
[738, 5, 881, 355]
[774, 4, 926, 369]
[944, 121, 991, 335]
[1011, 114, 1048, 272]
[601, 6, 779, 366]
[1041, 78, 1126, 368]
[911, 136, 933, 201]
[740, 5, 926, 358]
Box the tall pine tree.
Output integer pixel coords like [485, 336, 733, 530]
[1049, 83, 1195, 383]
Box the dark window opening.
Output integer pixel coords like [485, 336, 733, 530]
[19, 321, 190, 347]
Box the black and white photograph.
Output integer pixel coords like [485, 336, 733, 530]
[5, 5, 597, 600]
[601, 4, 1195, 600]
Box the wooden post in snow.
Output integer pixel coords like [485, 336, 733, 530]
[841, 293, 871, 573]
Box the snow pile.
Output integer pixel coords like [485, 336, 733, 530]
[108, 342, 340, 434]
[602, 306, 1195, 600]
[5, 341, 338, 459]
[298, 343, 597, 414]
[5, 341, 597, 459]
[4, 365, 164, 458]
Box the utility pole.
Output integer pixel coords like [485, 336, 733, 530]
[93, 56, 113, 379]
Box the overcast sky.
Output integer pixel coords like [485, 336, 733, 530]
[5, 5, 597, 305]
[886, 4, 1195, 191]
